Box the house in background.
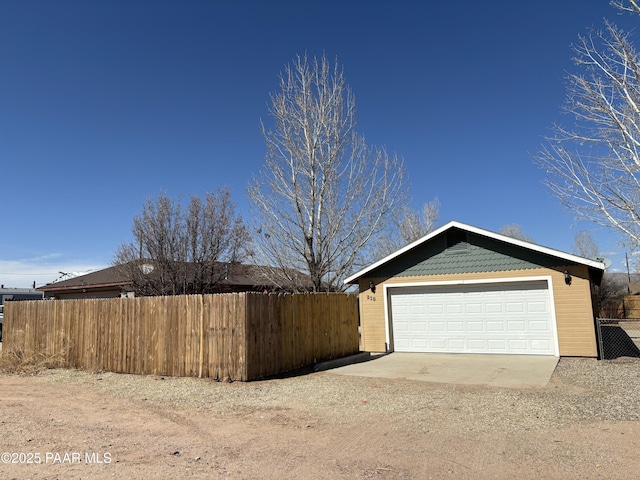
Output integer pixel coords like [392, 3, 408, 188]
[37, 265, 134, 299]
[0, 287, 44, 304]
[345, 221, 605, 358]
[0, 287, 44, 341]
[37, 262, 295, 299]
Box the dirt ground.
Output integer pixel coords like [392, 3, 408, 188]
[1, 362, 639, 480]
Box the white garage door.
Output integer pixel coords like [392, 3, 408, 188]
[390, 281, 556, 355]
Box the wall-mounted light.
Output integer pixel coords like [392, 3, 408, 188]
[369, 281, 376, 294]
[564, 270, 572, 285]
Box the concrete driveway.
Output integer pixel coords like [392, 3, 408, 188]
[328, 353, 559, 388]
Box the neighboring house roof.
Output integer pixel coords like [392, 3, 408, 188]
[345, 220, 606, 284]
[0, 287, 45, 295]
[36, 265, 131, 294]
[37, 261, 308, 294]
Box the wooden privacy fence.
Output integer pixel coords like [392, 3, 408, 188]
[621, 296, 640, 319]
[3, 292, 360, 381]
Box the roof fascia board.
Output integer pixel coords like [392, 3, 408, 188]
[38, 281, 132, 292]
[344, 220, 605, 284]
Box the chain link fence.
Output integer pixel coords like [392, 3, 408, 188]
[596, 318, 640, 360]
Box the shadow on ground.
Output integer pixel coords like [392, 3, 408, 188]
[600, 325, 640, 359]
[259, 352, 376, 381]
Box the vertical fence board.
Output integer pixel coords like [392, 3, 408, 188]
[216, 293, 223, 379]
[158, 296, 168, 375]
[169, 295, 179, 376]
[114, 299, 123, 372]
[210, 294, 218, 379]
[244, 293, 257, 380]
[280, 295, 293, 371]
[304, 295, 315, 366]
[222, 293, 230, 379]
[185, 296, 193, 376]
[228, 294, 238, 380]
[228, 294, 237, 380]
[141, 297, 150, 374]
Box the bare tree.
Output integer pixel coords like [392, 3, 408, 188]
[612, 0, 640, 14]
[598, 272, 629, 317]
[499, 223, 533, 242]
[248, 54, 408, 292]
[375, 199, 440, 257]
[536, 1, 640, 248]
[397, 199, 440, 245]
[567, 230, 622, 315]
[114, 188, 249, 296]
[571, 230, 600, 259]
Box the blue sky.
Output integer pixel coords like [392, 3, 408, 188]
[0, 0, 636, 288]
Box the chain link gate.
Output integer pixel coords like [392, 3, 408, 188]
[596, 317, 640, 359]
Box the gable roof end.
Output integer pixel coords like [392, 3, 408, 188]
[344, 220, 606, 284]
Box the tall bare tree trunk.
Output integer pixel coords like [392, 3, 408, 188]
[248, 54, 408, 291]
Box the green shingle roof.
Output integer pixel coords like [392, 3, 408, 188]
[345, 221, 606, 284]
[370, 230, 561, 278]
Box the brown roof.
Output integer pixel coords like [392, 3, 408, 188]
[36, 262, 306, 293]
[36, 265, 131, 293]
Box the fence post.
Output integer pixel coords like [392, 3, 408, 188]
[595, 317, 604, 360]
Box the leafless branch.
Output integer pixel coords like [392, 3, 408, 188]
[113, 188, 249, 295]
[374, 199, 440, 258]
[499, 224, 534, 242]
[535, 8, 640, 247]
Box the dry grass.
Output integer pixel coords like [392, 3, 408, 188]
[0, 331, 70, 375]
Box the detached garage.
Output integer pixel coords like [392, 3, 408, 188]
[345, 221, 605, 358]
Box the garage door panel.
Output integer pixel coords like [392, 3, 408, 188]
[506, 302, 525, 313]
[394, 321, 409, 333]
[528, 301, 548, 313]
[508, 339, 528, 351]
[507, 320, 526, 331]
[486, 303, 503, 314]
[465, 303, 483, 314]
[467, 321, 484, 331]
[486, 321, 505, 332]
[487, 339, 507, 351]
[428, 304, 444, 314]
[412, 321, 427, 332]
[410, 304, 425, 314]
[448, 321, 464, 331]
[468, 338, 487, 349]
[529, 320, 550, 331]
[447, 304, 463, 314]
[390, 281, 556, 355]
[394, 304, 408, 315]
[531, 339, 552, 351]
[430, 321, 445, 331]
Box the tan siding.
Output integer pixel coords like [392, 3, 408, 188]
[358, 279, 387, 352]
[551, 265, 597, 357]
[358, 266, 597, 357]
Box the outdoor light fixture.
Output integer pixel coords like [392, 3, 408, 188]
[369, 281, 376, 293]
[564, 270, 572, 285]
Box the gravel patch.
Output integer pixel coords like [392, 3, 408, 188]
[27, 357, 640, 433]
